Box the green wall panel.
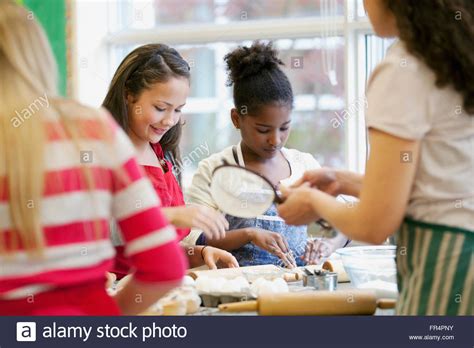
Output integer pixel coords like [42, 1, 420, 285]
[23, 0, 67, 95]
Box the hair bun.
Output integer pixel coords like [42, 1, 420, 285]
[224, 41, 284, 86]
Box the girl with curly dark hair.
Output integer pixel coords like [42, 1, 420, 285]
[278, 0, 473, 315]
[184, 42, 349, 267]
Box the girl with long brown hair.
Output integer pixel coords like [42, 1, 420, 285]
[103, 44, 238, 276]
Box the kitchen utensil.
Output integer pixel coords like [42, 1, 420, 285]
[210, 161, 335, 238]
[303, 269, 338, 291]
[218, 290, 396, 315]
[322, 259, 350, 282]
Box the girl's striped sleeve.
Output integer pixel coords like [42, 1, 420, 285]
[109, 119, 187, 282]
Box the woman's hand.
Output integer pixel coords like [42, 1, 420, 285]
[164, 205, 229, 240]
[248, 229, 296, 268]
[292, 168, 341, 195]
[201, 246, 239, 269]
[277, 185, 320, 226]
[292, 168, 363, 198]
[303, 233, 349, 265]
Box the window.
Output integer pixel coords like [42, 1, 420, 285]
[75, 0, 394, 188]
[115, 0, 345, 29]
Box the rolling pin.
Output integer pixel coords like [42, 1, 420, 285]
[219, 290, 396, 315]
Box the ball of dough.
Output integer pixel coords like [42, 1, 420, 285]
[182, 275, 196, 287]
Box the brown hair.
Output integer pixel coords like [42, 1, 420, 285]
[385, 0, 474, 114]
[102, 44, 191, 175]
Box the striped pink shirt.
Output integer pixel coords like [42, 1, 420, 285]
[0, 105, 186, 299]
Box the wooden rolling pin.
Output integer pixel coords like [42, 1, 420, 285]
[219, 291, 396, 315]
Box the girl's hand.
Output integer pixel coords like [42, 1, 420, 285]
[303, 233, 349, 265]
[109, 274, 133, 295]
[277, 185, 320, 226]
[248, 228, 296, 268]
[106, 272, 117, 289]
[166, 205, 229, 240]
[201, 246, 239, 269]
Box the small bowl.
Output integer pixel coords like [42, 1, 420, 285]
[336, 245, 398, 298]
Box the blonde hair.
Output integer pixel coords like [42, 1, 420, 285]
[0, 1, 111, 257]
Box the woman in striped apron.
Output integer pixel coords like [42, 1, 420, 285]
[278, 0, 473, 315]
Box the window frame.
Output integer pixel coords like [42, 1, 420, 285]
[75, 0, 374, 173]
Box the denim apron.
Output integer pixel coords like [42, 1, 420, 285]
[225, 204, 308, 267]
[217, 145, 308, 267]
